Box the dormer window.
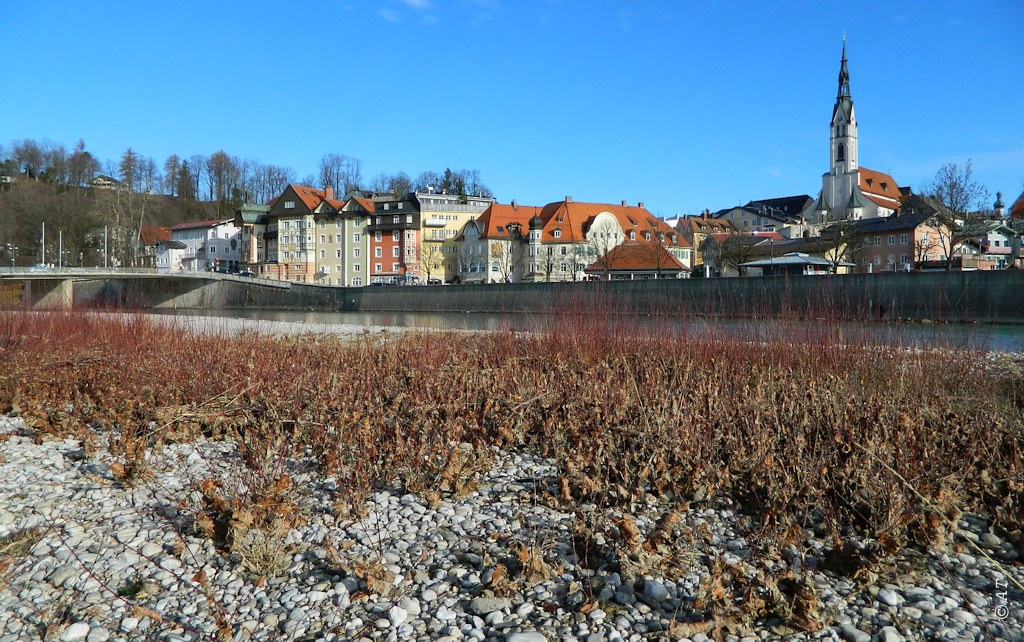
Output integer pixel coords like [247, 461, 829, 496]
[629, 231, 636, 240]
[553, 229, 562, 239]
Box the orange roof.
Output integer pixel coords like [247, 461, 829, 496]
[1010, 190, 1024, 220]
[475, 202, 544, 238]
[859, 167, 903, 208]
[585, 241, 688, 273]
[680, 215, 734, 234]
[140, 226, 171, 245]
[538, 199, 687, 247]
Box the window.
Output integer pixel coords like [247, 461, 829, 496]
[336, 220, 342, 228]
[355, 218, 362, 227]
[645, 232, 651, 241]
[393, 216, 399, 224]
[354, 248, 360, 257]
[836, 144, 845, 161]
[900, 234, 908, 244]
[392, 262, 400, 272]
[900, 254, 908, 264]
[560, 246, 567, 255]
[285, 201, 295, 209]
[320, 235, 325, 244]
[322, 265, 330, 273]
[392, 231, 400, 242]
[374, 247, 382, 258]
[375, 263, 382, 272]
[294, 265, 301, 271]
[354, 264, 361, 272]
[392, 247, 400, 257]
[335, 234, 341, 243]
[336, 265, 341, 273]
[553, 230, 562, 239]
[383, 203, 389, 211]
[376, 217, 381, 225]
[888, 235, 896, 245]
[921, 232, 929, 244]
[354, 233, 361, 243]
[629, 231, 636, 240]
[873, 237, 881, 246]
[336, 249, 341, 258]
[319, 250, 325, 258]
[210, 246, 216, 253]
[375, 232, 382, 242]
[406, 214, 412, 223]
[873, 256, 881, 265]
[283, 221, 290, 229]
[319, 221, 325, 229]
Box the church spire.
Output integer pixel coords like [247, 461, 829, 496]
[838, 34, 850, 99]
[833, 35, 854, 122]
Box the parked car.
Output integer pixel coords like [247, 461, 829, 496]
[215, 267, 232, 274]
[237, 269, 256, 278]
[29, 263, 53, 272]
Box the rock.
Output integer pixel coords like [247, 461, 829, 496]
[119, 618, 139, 633]
[387, 605, 408, 626]
[873, 626, 903, 642]
[839, 623, 872, 642]
[507, 633, 548, 642]
[877, 588, 903, 607]
[398, 596, 421, 616]
[60, 623, 90, 642]
[951, 609, 977, 624]
[469, 596, 510, 615]
[643, 580, 670, 602]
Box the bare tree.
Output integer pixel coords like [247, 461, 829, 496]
[490, 240, 521, 283]
[821, 219, 866, 273]
[927, 160, 991, 270]
[69, 140, 100, 187]
[420, 241, 444, 283]
[319, 153, 362, 194]
[586, 218, 624, 280]
[163, 154, 181, 196]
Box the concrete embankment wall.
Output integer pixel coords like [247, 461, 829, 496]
[9, 270, 1024, 324]
[351, 271, 1024, 324]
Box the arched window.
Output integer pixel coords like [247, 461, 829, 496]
[837, 143, 845, 161]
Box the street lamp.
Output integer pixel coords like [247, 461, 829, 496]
[5, 244, 16, 269]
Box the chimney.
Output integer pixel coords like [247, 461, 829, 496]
[324, 186, 334, 201]
[701, 210, 707, 220]
[565, 196, 573, 203]
[511, 199, 517, 210]
[638, 202, 645, 209]
[621, 200, 628, 206]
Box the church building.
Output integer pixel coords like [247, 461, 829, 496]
[802, 40, 908, 225]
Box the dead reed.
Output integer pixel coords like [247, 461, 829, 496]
[0, 309, 1021, 565]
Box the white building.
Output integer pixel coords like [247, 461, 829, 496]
[157, 218, 240, 272]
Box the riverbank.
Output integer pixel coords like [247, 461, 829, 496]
[1, 415, 1021, 642]
[1, 311, 1022, 641]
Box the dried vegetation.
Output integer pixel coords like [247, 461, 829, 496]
[0, 310, 1022, 632]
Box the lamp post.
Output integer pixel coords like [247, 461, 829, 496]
[5, 244, 16, 269]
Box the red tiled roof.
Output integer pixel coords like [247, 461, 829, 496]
[1010, 191, 1024, 220]
[140, 226, 171, 245]
[859, 167, 904, 208]
[585, 241, 688, 273]
[538, 199, 687, 247]
[475, 203, 545, 238]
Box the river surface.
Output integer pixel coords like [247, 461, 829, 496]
[148, 308, 1024, 353]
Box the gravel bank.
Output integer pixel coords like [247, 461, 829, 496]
[1, 415, 1021, 642]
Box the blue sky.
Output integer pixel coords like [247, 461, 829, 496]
[3, 1, 1022, 217]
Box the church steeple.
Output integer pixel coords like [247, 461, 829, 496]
[833, 35, 854, 122]
[830, 36, 858, 175]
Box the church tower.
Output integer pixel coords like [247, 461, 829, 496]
[819, 37, 862, 219]
[830, 39, 858, 174]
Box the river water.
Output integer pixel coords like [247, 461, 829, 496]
[149, 308, 1024, 353]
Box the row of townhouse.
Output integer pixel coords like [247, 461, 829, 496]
[675, 193, 1024, 277]
[212, 186, 693, 285]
